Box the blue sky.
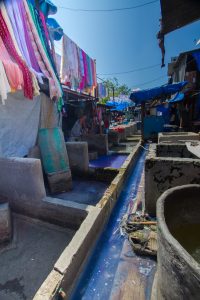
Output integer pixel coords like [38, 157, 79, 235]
[53, 0, 200, 90]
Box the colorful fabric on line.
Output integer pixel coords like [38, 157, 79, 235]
[0, 9, 33, 99]
[0, 60, 11, 104]
[0, 36, 24, 92]
[61, 34, 97, 93]
[23, 0, 62, 99]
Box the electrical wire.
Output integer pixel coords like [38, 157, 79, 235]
[135, 75, 167, 88]
[98, 63, 160, 76]
[57, 0, 159, 12]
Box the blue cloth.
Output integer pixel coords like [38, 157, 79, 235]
[130, 81, 188, 104]
[169, 92, 185, 103]
[39, 0, 57, 17]
[192, 51, 200, 71]
[46, 18, 63, 40]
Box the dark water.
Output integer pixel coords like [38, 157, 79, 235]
[171, 223, 200, 264]
[70, 148, 148, 300]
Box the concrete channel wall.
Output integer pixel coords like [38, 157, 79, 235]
[81, 134, 108, 155]
[66, 142, 89, 174]
[158, 132, 199, 144]
[0, 157, 88, 229]
[33, 140, 142, 300]
[156, 185, 200, 300]
[145, 144, 200, 216]
[156, 144, 198, 158]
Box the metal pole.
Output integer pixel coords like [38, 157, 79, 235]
[112, 86, 115, 101]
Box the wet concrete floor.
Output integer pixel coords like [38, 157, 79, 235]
[0, 214, 75, 300]
[55, 179, 109, 206]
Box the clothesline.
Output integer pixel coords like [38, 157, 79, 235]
[0, 0, 98, 110]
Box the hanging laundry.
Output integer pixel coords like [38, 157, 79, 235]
[0, 9, 33, 99]
[0, 36, 24, 92]
[98, 83, 108, 98]
[23, 0, 62, 99]
[0, 60, 11, 104]
[61, 33, 97, 94]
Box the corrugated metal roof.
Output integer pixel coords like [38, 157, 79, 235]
[160, 0, 200, 34]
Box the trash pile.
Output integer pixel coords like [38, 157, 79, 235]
[121, 213, 157, 257]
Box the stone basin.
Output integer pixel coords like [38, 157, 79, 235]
[156, 184, 200, 300]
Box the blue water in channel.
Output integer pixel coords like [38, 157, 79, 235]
[70, 148, 147, 300]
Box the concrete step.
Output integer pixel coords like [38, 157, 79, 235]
[89, 152, 98, 160]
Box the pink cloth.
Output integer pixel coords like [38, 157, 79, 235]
[23, 0, 61, 99]
[0, 10, 33, 98]
[0, 36, 24, 91]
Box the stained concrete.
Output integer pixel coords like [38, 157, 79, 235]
[81, 134, 108, 155]
[54, 179, 109, 206]
[158, 132, 199, 144]
[0, 157, 89, 229]
[108, 130, 120, 146]
[145, 144, 200, 216]
[33, 141, 142, 300]
[156, 143, 198, 158]
[156, 185, 200, 300]
[0, 203, 11, 244]
[66, 142, 89, 174]
[0, 214, 75, 300]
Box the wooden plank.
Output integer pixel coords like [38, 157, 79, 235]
[109, 171, 156, 300]
[110, 240, 156, 300]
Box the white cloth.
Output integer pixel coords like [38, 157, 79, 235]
[61, 34, 81, 89]
[0, 61, 11, 105]
[0, 91, 41, 157]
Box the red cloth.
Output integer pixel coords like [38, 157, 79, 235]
[0, 10, 33, 99]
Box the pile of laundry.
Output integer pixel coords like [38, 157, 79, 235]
[121, 212, 157, 257]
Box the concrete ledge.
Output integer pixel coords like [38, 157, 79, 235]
[108, 130, 120, 145]
[158, 132, 199, 144]
[33, 140, 142, 299]
[81, 134, 108, 155]
[0, 157, 90, 229]
[156, 143, 198, 158]
[145, 144, 200, 216]
[0, 157, 46, 203]
[33, 270, 63, 300]
[66, 142, 89, 174]
[156, 185, 200, 300]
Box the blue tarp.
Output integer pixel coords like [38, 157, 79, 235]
[168, 92, 184, 103]
[46, 18, 63, 41]
[106, 100, 134, 112]
[130, 81, 188, 104]
[39, 0, 57, 17]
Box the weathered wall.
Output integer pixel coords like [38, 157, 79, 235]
[81, 134, 108, 155]
[158, 132, 199, 144]
[0, 157, 87, 229]
[145, 145, 200, 215]
[108, 130, 120, 145]
[157, 185, 200, 300]
[157, 144, 197, 158]
[33, 141, 142, 300]
[130, 122, 137, 135]
[66, 142, 89, 174]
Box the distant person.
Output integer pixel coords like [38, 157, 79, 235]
[70, 115, 87, 138]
